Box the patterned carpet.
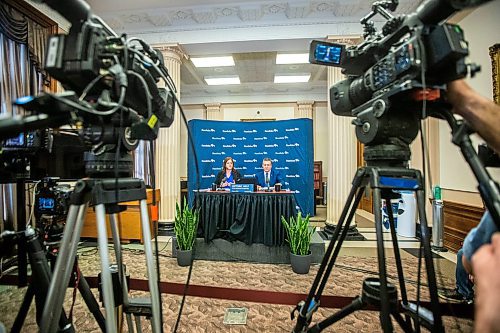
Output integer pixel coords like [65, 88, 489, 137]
[0, 244, 473, 332]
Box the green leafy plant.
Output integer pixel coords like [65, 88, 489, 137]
[281, 212, 313, 255]
[174, 199, 200, 251]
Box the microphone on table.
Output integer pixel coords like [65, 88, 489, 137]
[220, 177, 227, 187]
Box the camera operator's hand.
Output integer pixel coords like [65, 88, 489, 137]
[447, 80, 500, 154]
[471, 232, 500, 333]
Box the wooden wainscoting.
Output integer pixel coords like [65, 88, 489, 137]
[443, 200, 484, 252]
[81, 189, 160, 243]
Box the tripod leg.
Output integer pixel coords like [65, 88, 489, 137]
[293, 169, 367, 332]
[139, 199, 162, 333]
[310, 296, 365, 333]
[385, 193, 412, 328]
[40, 204, 88, 333]
[316, 187, 365, 297]
[415, 189, 444, 331]
[77, 272, 107, 332]
[11, 284, 35, 332]
[109, 213, 131, 306]
[95, 203, 117, 333]
[372, 188, 393, 333]
[126, 313, 135, 333]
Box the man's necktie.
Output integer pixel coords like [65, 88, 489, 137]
[265, 172, 270, 184]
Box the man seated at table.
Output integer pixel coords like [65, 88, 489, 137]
[256, 157, 283, 190]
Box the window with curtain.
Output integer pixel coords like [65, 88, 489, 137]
[0, 1, 54, 117]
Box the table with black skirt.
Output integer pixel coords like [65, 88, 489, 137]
[194, 191, 298, 246]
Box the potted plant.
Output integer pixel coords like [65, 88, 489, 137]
[281, 212, 313, 274]
[174, 199, 200, 266]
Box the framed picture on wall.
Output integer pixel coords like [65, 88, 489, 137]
[490, 43, 500, 105]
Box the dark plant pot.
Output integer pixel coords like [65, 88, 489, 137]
[177, 248, 193, 267]
[290, 252, 312, 274]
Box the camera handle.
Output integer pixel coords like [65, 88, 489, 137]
[292, 166, 443, 332]
[440, 109, 500, 229]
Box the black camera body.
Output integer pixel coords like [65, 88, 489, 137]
[35, 178, 72, 217]
[34, 177, 73, 242]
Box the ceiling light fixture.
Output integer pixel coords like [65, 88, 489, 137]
[191, 56, 235, 67]
[276, 53, 309, 64]
[274, 74, 311, 83]
[205, 76, 241, 85]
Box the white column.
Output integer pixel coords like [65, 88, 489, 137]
[155, 45, 184, 223]
[205, 103, 223, 120]
[326, 67, 357, 225]
[295, 101, 314, 119]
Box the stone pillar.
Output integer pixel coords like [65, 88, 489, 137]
[154, 45, 185, 223]
[326, 67, 357, 225]
[295, 101, 314, 119]
[205, 103, 223, 120]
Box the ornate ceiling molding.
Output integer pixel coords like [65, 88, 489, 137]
[98, 0, 422, 35]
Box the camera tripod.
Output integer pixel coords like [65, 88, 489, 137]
[292, 165, 443, 332]
[7, 227, 106, 333]
[39, 177, 162, 333]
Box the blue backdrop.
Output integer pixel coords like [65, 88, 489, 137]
[187, 118, 314, 216]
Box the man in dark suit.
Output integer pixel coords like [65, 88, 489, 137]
[256, 157, 283, 190]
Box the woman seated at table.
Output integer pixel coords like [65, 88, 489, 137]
[215, 156, 242, 188]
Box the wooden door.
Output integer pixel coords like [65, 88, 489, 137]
[357, 141, 373, 213]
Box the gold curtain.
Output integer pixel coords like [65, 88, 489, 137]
[0, 34, 34, 116]
[490, 43, 500, 105]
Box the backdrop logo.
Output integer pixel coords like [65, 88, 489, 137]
[265, 144, 278, 148]
[244, 159, 258, 163]
[264, 129, 278, 133]
[286, 174, 301, 178]
[211, 151, 226, 155]
[212, 167, 220, 171]
[240, 166, 248, 170]
[286, 159, 300, 162]
[201, 128, 215, 132]
[244, 144, 257, 148]
[202, 159, 216, 163]
[233, 137, 247, 141]
[275, 136, 289, 140]
[276, 151, 290, 155]
[201, 144, 216, 148]
[233, 152, 247, 155]
[254, 137, 268, 140]
[244, 130, 257, 133]
[272, 159, 278, 163]
[222, 129, 236, 133]
[285, 128, 300, 132]
[211, 136, 226, 140]
[276, 166, 290, 170]
[286, 143, 300, 147]
[223, 144, 236, 148]
[202, 174, 215, 178]
[255, 152, 268, 155]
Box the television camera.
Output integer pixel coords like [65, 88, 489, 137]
[310, 0, 489, 166]
[293, 0, 500, 332]
[7, 0, 176, 178]
[0, 0, 176, 331]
